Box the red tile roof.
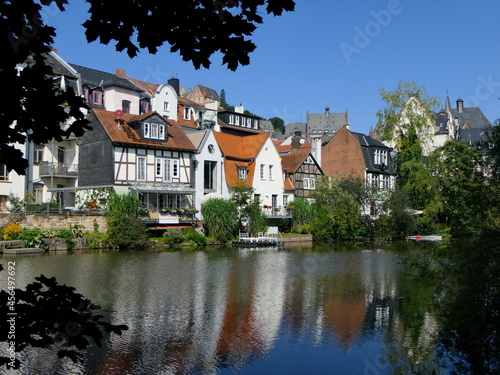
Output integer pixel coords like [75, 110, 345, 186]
[213, 132, 270, 187]
[90, 109, 196, 151]
[281, 147, 315, 173]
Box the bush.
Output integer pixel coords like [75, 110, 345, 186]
[163, 229, 184, 246]
[201, 198, 239, 243]
[183, 228, 206, 247]
[18, 228, 45, 248]
[3, 223, 23, 240]
[84, 232, 109, 249]
[107, 212, 149, 250]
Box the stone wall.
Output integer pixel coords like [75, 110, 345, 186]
[0, 213, 107, 232]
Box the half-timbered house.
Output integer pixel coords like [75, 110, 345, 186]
[78, 109, 197, 224]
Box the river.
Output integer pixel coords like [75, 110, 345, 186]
[1, 241, 497, 374]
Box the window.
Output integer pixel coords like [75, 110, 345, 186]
[283, 195, 288, 207]
[268, 165, 274, 180]
[158, 125, 165, 140]
[57, 147, 64, 163]
[184, 106, 191, 120]
[92, 91, 102, 105]
[260, 164, 265, 179]
[122, 100, 131, 114]
[272, 195, 278, 209]
[235, 116, 240, 126]
[229, 115, 235, 125]
[303, 177, 316, 190]
[144, 123, 150, 138]
[204, 161, 217, 191]
[238, 167, 247, 180]
[34, 187, 43, 204]
[0, 163, 8, 181]
[156, 158, 179, 181]
[140, 100, 150, 114]
[383, 175, 390, 190]
[137, 157, 146, 181]
[34, 144, 44, 164]
[163, 101, 169, 111]
[151, 123, 158, 138]
[83, 88, 89, 104]
[253, 119, 258, 129]
[254, 194, 261, 203]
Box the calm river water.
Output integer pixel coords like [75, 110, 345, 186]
[1, 242, 495, 374]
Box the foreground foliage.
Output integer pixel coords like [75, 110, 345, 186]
[0, 265, 128, 369]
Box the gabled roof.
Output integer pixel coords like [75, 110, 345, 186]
[90, 109, 196, 151]
[46, 51, 79, 79]
[213, 132, 270, 187]
[281, 147, 319, 174]
[284, 177, 295, 191]
[71, 64, 141, 91]
[213, 132, 269, 159]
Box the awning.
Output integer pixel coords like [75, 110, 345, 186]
[128, 183, 196, 194]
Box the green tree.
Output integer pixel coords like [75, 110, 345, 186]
[268, 117, 285, 134]
[230, 181, 267, 235]
[1, 0, 295, 173]
[201, 198, 239, 243]
[432, 139, 485, 236]
[311, 178, 363, 241]
[376, 80, 439, 147]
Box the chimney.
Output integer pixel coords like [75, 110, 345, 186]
[51, 47, 58, 54]
[312, 138, 322, 167]
[115, 69, 126, 77]
[456, 98, 464, 113]
[291, 136, 301, 149]
[234, 105, 244, 114]
[168, 74, 180, 95]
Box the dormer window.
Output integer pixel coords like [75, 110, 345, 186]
[122, 100, 131, 114]
[83, 88, 89, 104]
[238, 167, 248, 180]
[143, 122, 166, 140]
[184, 106, 191, 120]
[92, 91, 103, 105]
[140, 100, 150, 114]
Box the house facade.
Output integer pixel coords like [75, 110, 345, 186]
[185, 129, 227, 218]
[279, 143, 324, 199]
[322, 126, 396, 191]
[213, 132, 290, 216]
[78, 109, 198, 225]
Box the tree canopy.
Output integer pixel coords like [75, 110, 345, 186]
[1, 0, 295, 174]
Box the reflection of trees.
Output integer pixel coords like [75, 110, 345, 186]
[435, 235, 499, 375]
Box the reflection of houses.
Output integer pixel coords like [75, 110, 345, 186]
[78, 109, 197, 225]
[213, 132, 291, 216]
[278, 140, 323, 198]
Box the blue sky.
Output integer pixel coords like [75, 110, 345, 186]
[45, 0, 500, 135]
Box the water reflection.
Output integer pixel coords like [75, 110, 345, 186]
[1, 245, 451, 374]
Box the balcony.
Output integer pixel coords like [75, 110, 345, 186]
[262, 206, 293, 218]
[39, 162, 78, 178]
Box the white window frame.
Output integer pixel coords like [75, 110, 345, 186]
[144, 123, 150, 138]
[184, 106, 191, 120]
[159, 125, 165, 140]
[163, 101, 169, 111]
[137, 156, 146, 181]
[156, 158, 179, 181]
[303, 177, 316, 190]
[229, 114, 234, 125]
[151, 123, 159, 139]
[238, 167, 247, 180]
[269, 165, 274, 180]
[260, 164, 265, 180]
